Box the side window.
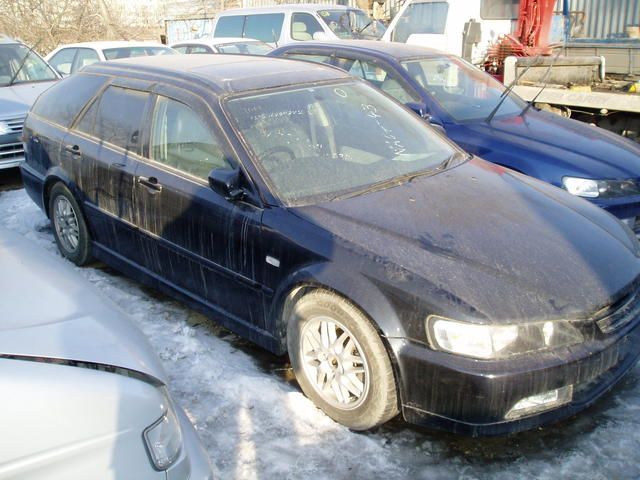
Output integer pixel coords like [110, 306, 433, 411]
[173, 46, 188, 54]
[244, 14, 284, 42]
[31, 74, 107, 128]
[94, 86, 149, 151]
[480, 0, 519, 19]
[150, 96, 230, 179]
[291, 13, 324, 41]
[337, 57, 420, 104]
[75, 97, 99, 136]
[214, 15, 245, 37]
[188, 45, 212, 54]
[73, 48, 100, 72]
[48, 48, 76, 76]
[284, 52, 333, 65]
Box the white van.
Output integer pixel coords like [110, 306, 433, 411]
[213, 4, 385, 47]
[382, 0, 516, 64]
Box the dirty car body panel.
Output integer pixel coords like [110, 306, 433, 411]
[20, 55, 640, 435]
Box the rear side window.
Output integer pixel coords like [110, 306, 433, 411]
[244, 14, 284, 42]
[93, 86, 149, 151]
[31, 74, 107, 128]
[215, 15, 245, 37]
[48, 48, 76, 76]
[284, 53, 333, 65]
[73, 48, 100, 72]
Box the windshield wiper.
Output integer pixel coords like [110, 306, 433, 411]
[7, 41, 39, 87]
[520, 50, 562, 117]
[485, 54, 543, 124]
[330, 158, 456, 202]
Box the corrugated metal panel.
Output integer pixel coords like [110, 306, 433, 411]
[242, 0, 355, 8]
[566, 0, 640, 40]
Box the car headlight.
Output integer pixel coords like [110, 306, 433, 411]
[143, 390, 183, 470]
[562, 176, 640, 199]
[0, 122, 11, 135]
[427, 316, 583, 359]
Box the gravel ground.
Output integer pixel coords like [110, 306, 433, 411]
[2, 181, 640, 480]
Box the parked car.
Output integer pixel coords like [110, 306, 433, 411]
[20, 55, 640, 435]
[0, 36, 59, 170]
[45, 41, 176, 77]
[171, 37, 273, 55]
[212, 5, 385, 47]
[0, 226, 213, 479]
[271, 40, 640, 232]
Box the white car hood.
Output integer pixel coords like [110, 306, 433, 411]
[0, 227, 167, 384]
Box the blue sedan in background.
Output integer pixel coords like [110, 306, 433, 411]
[271, 41, 640, 232]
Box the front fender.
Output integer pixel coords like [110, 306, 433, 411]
[269, 262, 408, 354]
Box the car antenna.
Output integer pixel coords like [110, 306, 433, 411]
[520, 49, 562, 117]
[7, 38, 43, 87]
[485, 53, 542, 124]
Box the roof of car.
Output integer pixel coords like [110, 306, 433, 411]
[171, 37, 263, 47]
[84, 54, 351, 94]
[0, 36, 20, 45]
[218, 3, 354, 14]
[275, 40, 446, 60]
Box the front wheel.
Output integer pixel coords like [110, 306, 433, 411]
[287, 290, 398, 430]
[49, 182, 92, 266]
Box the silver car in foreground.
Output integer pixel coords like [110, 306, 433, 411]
[0, 227, 213, 479]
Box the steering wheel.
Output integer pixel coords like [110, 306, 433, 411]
[260, 146, 296, 166]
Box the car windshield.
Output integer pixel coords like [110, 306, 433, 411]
[103, 46, 177, 60]
[401, 56, 527, 122]
[318, 9, 386, 39]
[0, 44, 57, 87]
[216, 41, 273, 55]
[225, 81, 457, 205]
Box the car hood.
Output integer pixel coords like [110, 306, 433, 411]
[0, 81, 56, 118]
[293, 158, 640, 323]
[456, 110, 640, 179]
[0, 227, 167, 384]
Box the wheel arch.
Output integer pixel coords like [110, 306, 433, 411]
[42, 167, 81, 218]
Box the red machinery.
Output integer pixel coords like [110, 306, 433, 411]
[484, 0, 557, 81]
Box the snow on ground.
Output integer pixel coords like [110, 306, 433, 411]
[2, 186, 640, 479]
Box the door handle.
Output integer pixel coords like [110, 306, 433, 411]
[111, 162, 127, 170]
[64, 144, 81, 155]
[137, 175, 162, 192]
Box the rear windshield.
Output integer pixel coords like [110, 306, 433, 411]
[103, 46, 176, 60]
[216, 41, 273, 55]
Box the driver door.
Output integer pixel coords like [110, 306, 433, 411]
[132, 85, 267, 331]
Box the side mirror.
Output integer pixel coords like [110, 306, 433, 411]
[208, 167, 245, 201]
[406, 101, 430, 119]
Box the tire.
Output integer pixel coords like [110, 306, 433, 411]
[48, 182, 92, 266]
[287, 290, 398, 430]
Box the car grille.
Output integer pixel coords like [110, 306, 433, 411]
[2, 116, 25, 134]
[0, 142, 24, 162]
[594, 289, 640, 334]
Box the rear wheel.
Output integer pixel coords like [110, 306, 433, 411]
[287, 290, 398, 430]
[49, 182, 92, 266]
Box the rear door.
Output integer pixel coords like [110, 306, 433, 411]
[132, 85, 267, 333]
[71, 79, 153, 264]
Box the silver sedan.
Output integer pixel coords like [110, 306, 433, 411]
[0, 227, 213, 480]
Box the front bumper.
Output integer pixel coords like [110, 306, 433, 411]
[389, 315, 640, 436]
[0, 132, 24, 170]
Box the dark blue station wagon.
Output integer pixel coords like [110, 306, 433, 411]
[21, 55, 640, 435]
